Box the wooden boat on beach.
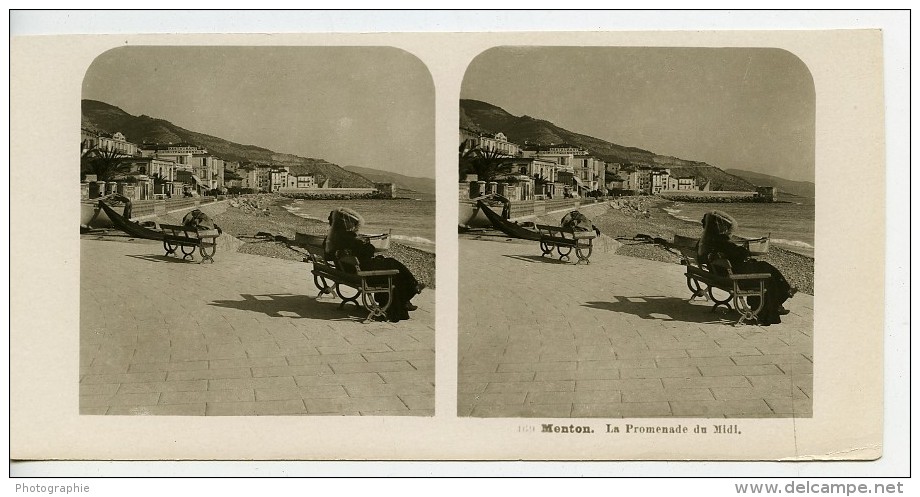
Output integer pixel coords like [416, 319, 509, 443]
[459, 200, 491, 228]
[81, 200, 113, 228]
[96, 201, 165, 240]
[477, 200, 541, 241]
[459, 193, 515, 228]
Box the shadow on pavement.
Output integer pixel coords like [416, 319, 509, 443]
[503, 254, 572, 265]
[126, 254, 196, 264]
[582, 295, 733, 324]
[208, 293, 365, 321]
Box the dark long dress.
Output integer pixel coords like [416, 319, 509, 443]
[699, 235, 792, 325]
[325, 231, 420, 322]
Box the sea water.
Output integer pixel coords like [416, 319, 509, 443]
[281, 195, 437, 253]
[661, 194, 815, 258]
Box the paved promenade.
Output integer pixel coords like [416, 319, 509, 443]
[458, 236, 813, 418]
[80, 235, 435, 416]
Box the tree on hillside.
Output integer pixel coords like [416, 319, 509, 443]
[80, 143, 132, 182]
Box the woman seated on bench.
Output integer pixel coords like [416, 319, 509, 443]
[697, 210, 797, 325]
[324, 207, 424, 323]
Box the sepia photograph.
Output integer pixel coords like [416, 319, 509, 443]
[78, 46, 436, 416]
[458, 47, 815, 418]
[11, 20, 895, 467]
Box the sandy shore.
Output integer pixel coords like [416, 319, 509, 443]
[566, 197, 815, 295]
[157, 194, 436, 289]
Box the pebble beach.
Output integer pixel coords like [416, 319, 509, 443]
[580, 197, 815, 295]
[158, 194, 436, 289]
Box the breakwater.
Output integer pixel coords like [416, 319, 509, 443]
[281, 191, 391, 200]
[658, 191, 773, 203]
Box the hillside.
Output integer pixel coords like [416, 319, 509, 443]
[724, 168, 815, 198]
[460, 99, 757, 192]
[343, 166, 435, 196]
[81, 99, 375, 188]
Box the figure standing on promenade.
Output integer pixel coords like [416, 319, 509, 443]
[697, 210, 797, 325]
[324, 207, 423, 322]
[109, 193, 133, 219]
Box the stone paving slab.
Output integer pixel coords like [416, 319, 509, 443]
[458, 236, 813, 418]
[80, 236, 434, 416]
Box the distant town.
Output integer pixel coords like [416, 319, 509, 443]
[80, 129, 394, 201]
[459, 127, 777, 203]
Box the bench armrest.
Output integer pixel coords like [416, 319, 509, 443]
[355, 269, 400, 277]
[728, 273, 772, 281]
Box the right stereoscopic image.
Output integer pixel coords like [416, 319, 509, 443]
[457, 47, 815, 418]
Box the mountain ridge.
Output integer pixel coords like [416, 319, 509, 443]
[81, 99, 375, 188]
[460, 99, 759, 192]
[724, 168, 815, 198]
[342, 165, 435, 196]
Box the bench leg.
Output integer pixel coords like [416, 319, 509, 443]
[335, 284, 361, 309]
[686, 277, 709, 302]
[556, 245, 572, 262]
[198, 244, 216, 264]
[575, 245, 592, 265]
[708, 286, 733, 313]
[313, 274, 335, 299]
[360, 291, 390, 322]
[180, 245, 196, 261]
[732, 283, 766, 326]
[163, 240, 177, 257]
[539, 241, 553, 257]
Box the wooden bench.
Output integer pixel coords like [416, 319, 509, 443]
[536, 224, 596, 264]
[160, 224, 220, 264]
[301, 243, 399, 322]
[673, 235, 771, 325]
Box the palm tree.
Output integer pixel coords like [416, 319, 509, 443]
[458, 140, 516, 183]
[458, 139, 479, 181]
[81, 145, 131, 182]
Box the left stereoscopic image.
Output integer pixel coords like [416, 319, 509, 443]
[79, 46, 436, 416]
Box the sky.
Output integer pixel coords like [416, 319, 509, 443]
[83, 46, 435, 179]
[461, 47, 815, 183]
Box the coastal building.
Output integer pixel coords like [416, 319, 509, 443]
[620, 166, 654, 195]
[755, 186, 777, 201]
[676, 176, 698, 191]
[283, 172, 317, 189]
[121, 157, 178, 181]
[547, 143, 588, 156]
[522, 149, 574, 170]
[651, 169, 670, 194]
[495, 157, 559, 200]
[459, 127, 481, 150]
[81, 128, 100, 151]
[96, 132, 140, 156]
[269, 167, 289, 192]
[571, 155, 606, 194]
[81, 129, 141, 157]
[479, 132, 521, 157]
[188, 154, 225, 190]
[139, 144, 195, 169]
[252, 165, 270, 192]
[606, 175, 628, 194]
